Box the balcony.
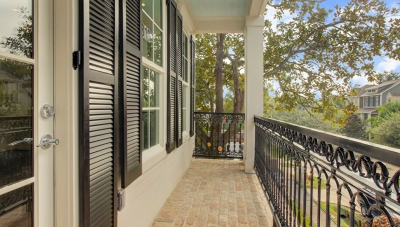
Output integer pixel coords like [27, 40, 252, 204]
[152, 158, 274, 227]
[152, 113, 400, 227]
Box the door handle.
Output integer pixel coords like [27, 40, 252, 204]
[8, 138, 34, 146]
[37, 134, 59, 149]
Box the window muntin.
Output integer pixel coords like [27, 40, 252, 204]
[142, 67, 160, 150]
[142, 0, 163, 66]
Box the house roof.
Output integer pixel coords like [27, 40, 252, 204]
[357, 108, 378, 114]
[388, 92, 400, 97]
[367, 79, 400, 90]
[356, 85, 374, 97]
[359, 79, 400, 97]
[178, 0, 267, 33]
[0, 69, 23, 83]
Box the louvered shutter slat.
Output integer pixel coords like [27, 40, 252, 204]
[167, 0, 177, 152]
[167, 0, 183, 151]
[176, 14, 183, 147]
[121, 0, 142, 187]
[79, 0, 118, 225]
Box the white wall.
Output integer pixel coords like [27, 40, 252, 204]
[118, 137, 195, 227]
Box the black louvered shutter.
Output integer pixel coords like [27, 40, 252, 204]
[120, 0, 142, 187]
[166, 0, 177, 152]
[189, 36, 195, 137]
[176, 13, 183, 147]
[79, 0, 118, 226]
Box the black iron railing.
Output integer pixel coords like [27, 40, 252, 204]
[254, 116, 400, 227]
[0, 116, 33, 187]
[194, 112, 244, 158]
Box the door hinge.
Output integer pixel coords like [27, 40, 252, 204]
[72, 51, 82, 70]
[117, 189, 126, 211]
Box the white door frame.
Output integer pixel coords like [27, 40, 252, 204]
[53, 0, 79, 226]
[35, 0, 55, 225]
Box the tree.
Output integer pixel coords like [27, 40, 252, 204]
[195, 33, 245, 151]
[0, 14, 33, 58]
[195, 34, 217, 112]
[0, 12, 33, 116]
[270, 107, 343, 133]
[195, 33, 245, 113]
[214, 34, 225, 113]
[369, 112, 400, 148]
[341, 114, 366, 140]
[264, 0, 400, 121]
[375, 71, 400, 84]
[367, 101, 400, 127]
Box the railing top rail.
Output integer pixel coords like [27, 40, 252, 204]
[0, 116, 31, 120]
[194, 111, 245, 116]
[254, 115, 400, 167]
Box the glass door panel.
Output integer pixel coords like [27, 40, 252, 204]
[0, 60, 33, 187]
[0, 0, 34, 226]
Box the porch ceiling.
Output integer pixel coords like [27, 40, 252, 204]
[178, 0, 267, 33]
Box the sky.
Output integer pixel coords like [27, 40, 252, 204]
[265, 0, 400, 89]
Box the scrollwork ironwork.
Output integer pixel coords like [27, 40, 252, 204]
[194, 112, 244, 158]
[254, 116, 400, 227]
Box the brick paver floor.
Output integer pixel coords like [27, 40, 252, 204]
[152, 158, 274, 227]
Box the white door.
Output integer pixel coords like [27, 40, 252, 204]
[0, 0, 54, 226]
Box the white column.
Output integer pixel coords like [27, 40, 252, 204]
[244, 16, 264, 173]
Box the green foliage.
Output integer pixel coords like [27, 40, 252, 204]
[195, 33, 245, 113]
[306, 176, 326, 189]
[341, 114, 366, 140]
[375, 71, 400, 84]
[368, 101, 400, 127]
[291, 200, 316, 227]
[195, 34, 217, 112]
[264, 0, 400, 121]
[320, 202, 365, 227]
[369, 111, 400, 148]
[0, 14, 33, 58]
[270, 107, 343, 133]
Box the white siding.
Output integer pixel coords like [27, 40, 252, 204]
[118, 137, 195, 227]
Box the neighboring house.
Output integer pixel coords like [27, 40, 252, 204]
[387, 92, 400, 102]
[0, 1, 266, 227]
[349, 80, 400, 121]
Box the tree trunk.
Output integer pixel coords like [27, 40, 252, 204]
[232, 58, 244, 113]
[215, 33, 226, 113]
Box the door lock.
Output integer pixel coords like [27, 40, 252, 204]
[37, 134, 59, 149]
[40, 104, 55, 118]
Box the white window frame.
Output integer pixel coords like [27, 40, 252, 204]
[181, 31, 190, 142]
[141, 0, 167, 173]
[142, 0, 163, 66]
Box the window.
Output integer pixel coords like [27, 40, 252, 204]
[142, 0, 163, 66]
[182, 34, 189, 83]
[182, 86, 187, 131]
[364, 97, 368, 107]
[364, 113, 368, 121]
[182, 33, 190, 132]
[142, 67, 160, 150]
